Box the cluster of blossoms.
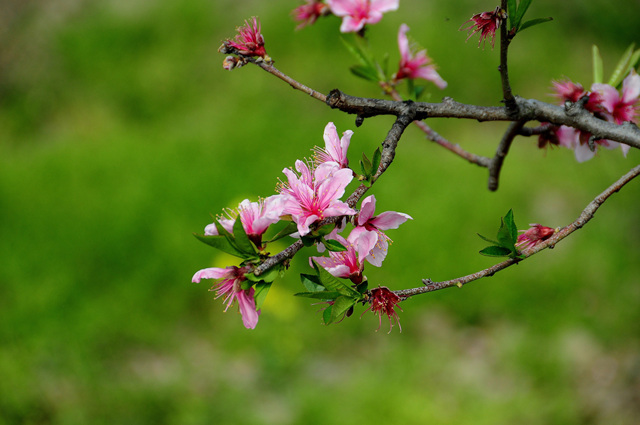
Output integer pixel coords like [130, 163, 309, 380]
[193, 122, 411, 330]
[541, 70, 640, 162]
[293, 0, 399, 33]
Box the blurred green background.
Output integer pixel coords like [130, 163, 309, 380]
[1, 0, 639, 423]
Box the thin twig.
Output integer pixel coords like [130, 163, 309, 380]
[488, 118, 526, 191]
[499, 0, 517, 114]
[393, 163, 640, 299]
[255, 61, 327, 102]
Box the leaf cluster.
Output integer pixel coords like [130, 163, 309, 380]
[477, 209, 523, 259]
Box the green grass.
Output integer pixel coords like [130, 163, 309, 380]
[1, 0, 640, 424]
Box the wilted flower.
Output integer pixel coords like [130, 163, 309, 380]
[313, 122, 352, 169]
[279, 160, 356, 236]
[516, 224, 556, 250]
[292, 0, 331, 29]
[327, 0, 399, 33]
[221, 17, 269, 59]
[350, 195, 412, 266]
[460, 6, 506, 49]
[394, 24, 447, 89]
[363, 286, 402, 333]
[192, 266, 260, 329]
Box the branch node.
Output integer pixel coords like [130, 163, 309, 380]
[422, 278, 433, 286]
[356, 115, 365, 127]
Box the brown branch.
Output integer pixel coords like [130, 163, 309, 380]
[499, 0, 517, 115]
[255, 60, 327, 102]
[487, 118, 526, 191]
[393, 162, 640, 300]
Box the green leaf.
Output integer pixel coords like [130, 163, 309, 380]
[477, 233, 500, 246]
[413, 85, 426, 101]
[518, 17, 553, 32]
[507, 0, 518, 30]
[514, 0, 533, 30]
[592, 45, 604, 85]
[312, 260, 361, 298]
[265, 221, 298, 243]
[479, 245, 513, 257]
[329, 296, 357, 324]
[232, 217, 258, 257]
[350, 64, 380, 82]
[504, 209, 518, 243]
[300, 273, 325, 292]
[497, 209, 517, 251]
[371, 148, 381, 176]
[193, 233, 245, 258]
[253, 281, 272, 310]
[361, 152, 372, 176]
[323, 238, 347, 252]
[301, 235, 317, 247]
[608, 43, 639, 87]
[294, 291, 341, 300]
[322, 305, 332, 324]
[340, 35, 374, 68]
[247, 264, 281, 284]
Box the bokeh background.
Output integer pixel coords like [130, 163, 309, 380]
[1, 0, 639, 424]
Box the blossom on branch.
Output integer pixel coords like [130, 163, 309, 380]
[363, 286, 402, 333]
[310, 230, 377, 283]
[460, 6, 506, 49]
[313, 122, 352, 169]
[516, 224, 556, 250]
[192, 266, 260, 329]
[279, 160, 356, 236]
[394, 24, 447, 89]
[220, 17, 269, 60]
[591, 70, 640, 156]
[292, 0, 331, 29]
[350, 195, 412, 266]
[327, 0, 399, 33]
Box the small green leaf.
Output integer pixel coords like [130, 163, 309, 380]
[514, 0, 533, 30]
[301, 235, 317, 247]
[232, 217, 258, 256]
[518, 17, 553, 32]
[477, 233, 500, 246]
[193, 233, 245, 258]
[253, 282, 272, 310]
[312, 260, 361, 298]
[356, 280, 369, 294]
[294, 291, 341, 300]
[340, 35, 374, 68]
[314, 224, 335, 237]
[329, 296, 357, 324]
[361, 152, 373, 175]
[413, 85, 426, 100]
[592, 45, 604, 85]
[504, 209, 518, 243]
[322, 305, 332, 324]
[479, 245, 513, 257]
[265, 221, 298, 243]
[608, 43, 639, 87]
[507, 0, 518, 29]
[300, 273, 324, 292]
[350, 64, 380, 82]
[371, 148, 381, 176]
[323, 239, 347, 252]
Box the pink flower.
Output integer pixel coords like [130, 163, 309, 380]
[460, 7, 506, 49]
[591, 70, 640, 156]
[516, 224, 556, 250]
[204, 195, 285, 248]
[310, 230, 377, 283]
[292, 0, 330, 29]
[192, 266, 260, 329]
[350, 195, 412, 266]
[363, 286, 402, 333]
[394, 24, 447, 89]
[313, 122, 352, 169]
[280, 160, 356, 236]
[222, 17, 268, 58]
[327, 0, 399, 33]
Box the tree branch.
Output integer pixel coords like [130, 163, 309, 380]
[488, 118, 527, 191]
[393, 162, 640, 300]
[499, 0, 517, 115]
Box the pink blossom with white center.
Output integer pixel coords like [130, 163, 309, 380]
[204, 195, 285, 248]
[350, 194, 412, 266]
[313, 122, 352, 169]
[310, 230, 377, 283]
[192, 266, 260, 329]
[280, 160, 356, 236]
[327, 0, 399, 33]
[591, 70, 640, 156]
[394, 24, 447, 89]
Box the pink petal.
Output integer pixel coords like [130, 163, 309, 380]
[397, 24, 410, 62]
[326, 0, 353, 16]
[370, 210, 412, 230]
[348, 226, 378, 260]
[358, 195, 377, 225]
[573, 142, 596, 163]
[414, 66, 448, 89]
[366, 236, 388, 267]
[315, 168, 353, 206]
[371, 0, 399, 13]
[591, 83, 620, 114]
[622, 69, 640, 104]
[340, 16, 365, 33]
[236, 288, 260, 329]
[192, 267, 232, 283]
